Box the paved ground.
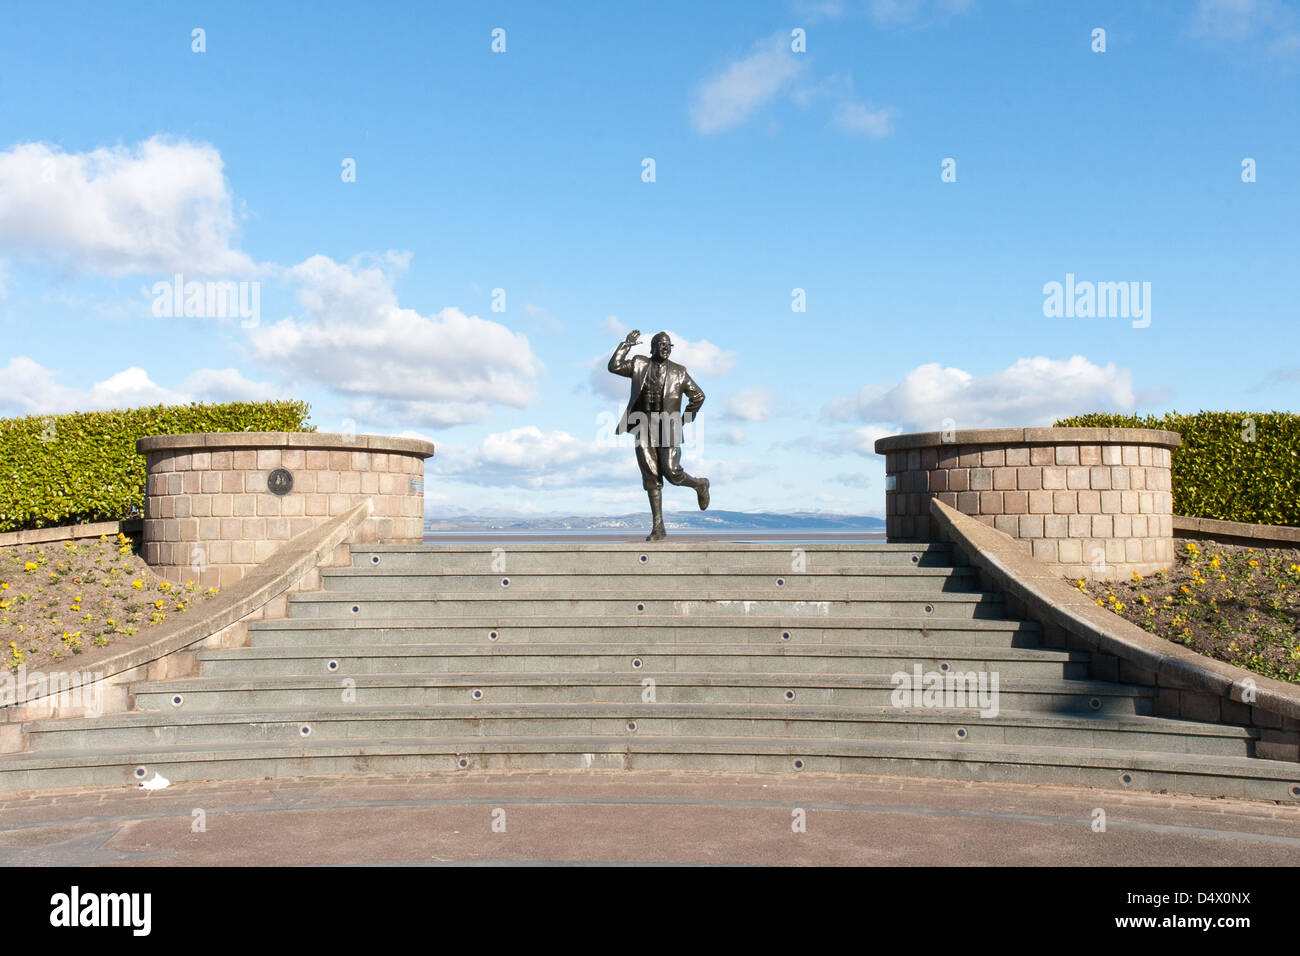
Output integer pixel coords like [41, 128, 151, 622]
[2, 770, 1298, 866]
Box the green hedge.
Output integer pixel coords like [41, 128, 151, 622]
[1053, 411, 1300, 527]
[0, 401, 313, 532]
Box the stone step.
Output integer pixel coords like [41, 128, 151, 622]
[21, 704, 1256, 758]
[320, 566, 981, 595]
[245, 616, 1045, 648]
[3, 735, 1295, 800]
[132, 673, 1153, 715]
[285, 590, 1007, 620]
[192, 643, 1089, 680]
[358, 541, 949, 571]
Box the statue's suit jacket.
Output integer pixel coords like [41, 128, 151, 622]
[608, 342, 705, 438]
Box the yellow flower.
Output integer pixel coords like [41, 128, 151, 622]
[1248, 560, 1258, 568]
[0, 582, 8, 589]
[131, 580, 144, 589]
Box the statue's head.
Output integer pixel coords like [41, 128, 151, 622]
[650, 332, 673, 360]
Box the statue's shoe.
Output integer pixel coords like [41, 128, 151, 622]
[646, 524, 667, 541]
[696, 477, 710, 511]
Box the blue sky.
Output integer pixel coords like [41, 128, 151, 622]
[1, 0, 1296, 517]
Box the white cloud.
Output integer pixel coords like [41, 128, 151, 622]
[586, 331, 737, 400]
[689, 32, 809, 134]
[601, 314, 626, 336]
[725, 387, 773, 422]
[432, 426, 628, 489]
[841, 425, 903, 455]
[1190, 0, 1300, 56]
[833, 101, 898, 138]
[180, 367, 289, 403]
[249, 253, 543, 428]
[0, 136, 256, 277]
[0, 356, 288, 417]
[824, 356, 1138, 434]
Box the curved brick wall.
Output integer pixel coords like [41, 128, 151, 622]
[138, 432, 435, 588]
[874, 428, 1181, 580]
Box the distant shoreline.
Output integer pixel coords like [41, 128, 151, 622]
[423, 530, 889, 543]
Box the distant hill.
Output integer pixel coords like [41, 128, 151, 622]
[424, 511, 886, 532]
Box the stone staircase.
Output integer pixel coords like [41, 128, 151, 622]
[3, 541, 1298, 800]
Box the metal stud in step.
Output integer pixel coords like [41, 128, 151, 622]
[955, 727, 968, 740]
[300, 725, 311, 737]
[1089, 697, 1102, 711]
[370, 555, 381, 565]
[793, 759, 805, 771]
[784, 690, 795, 702]
[327, 660, 339, 672]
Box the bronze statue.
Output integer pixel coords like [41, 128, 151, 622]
[608, 330, 710, 540]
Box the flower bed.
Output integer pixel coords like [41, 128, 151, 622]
[1077, 540, 1300, 683]
[1, 532, 219, 673]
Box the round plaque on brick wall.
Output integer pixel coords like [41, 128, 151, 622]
[267, 468, 294, 496]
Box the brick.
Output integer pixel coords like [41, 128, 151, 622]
[1029, 445, 1054, 465]
[1125, 538, 1142, 562]
[1131, 515, 1148, 537]
[994, 515, 1018, 535]
[339, 471, 362, 494]
[981, 448, 1005, 467]
[1079, 445, 1102, 466]
[1092, 514, 1113, 537]
[351, 451, 373, 472]
[1028, 490, 1053, 514]
[1068, 514, 1091, 537]
[1016, 467, 1041, 490]
[936, 447, 958, 469]
[305, 450, 329, 469]
[956, 491, 979, 514]
[330, 451, 352, 470]
[1003, 490, 1027, 513]
[1130, 467, 1146, 490]
[1031, 539, 1057, 560]
[1100, 445, 1121, 465]
[1100, 489, 1121, 514]
[317, 471, 339, 494]
[1041, 466, 1066, 490]
[929, 470, 948, 493]
[1112, 515, 1131, 537]
[1139, 492, 1154, 513]
[212, 494, 233, 517]
[1066, 466, 1089, 490]
[232, 450, 256, 470]
[1056, 538, 1082, 563]
[1109, 467, 1129, 491]
[1089, 466, 1110, 490]
[1120, 491, 1138, 514]
[1078, 490, 1101, 514]
[1138, 445, 1152, 466]
[1055, 445, 1079, 465]
[970, 468, 992, 491]
[958, 446, 980, 468]
[1120, 445, 1138, 466]
[1018, 514, 1044, 538]
[1044, 515, 1069, 538]
[979, 491, 1004, 514]
[993, 468, 1017, 491]
[223, 470, 246, 494]
[1053, 492, 1077, 514]
[234, 495, 256, 517]
[1004, 446, 1029, 466]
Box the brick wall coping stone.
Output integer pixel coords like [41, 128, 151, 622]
[931, 497, 1300, 723]
[0, 501, 372, 715]
[0, 518, 141, 549]
[137, 431, 435, 458]
[1173, 516, 1300, 547]
[875, 427, 1181, 453]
